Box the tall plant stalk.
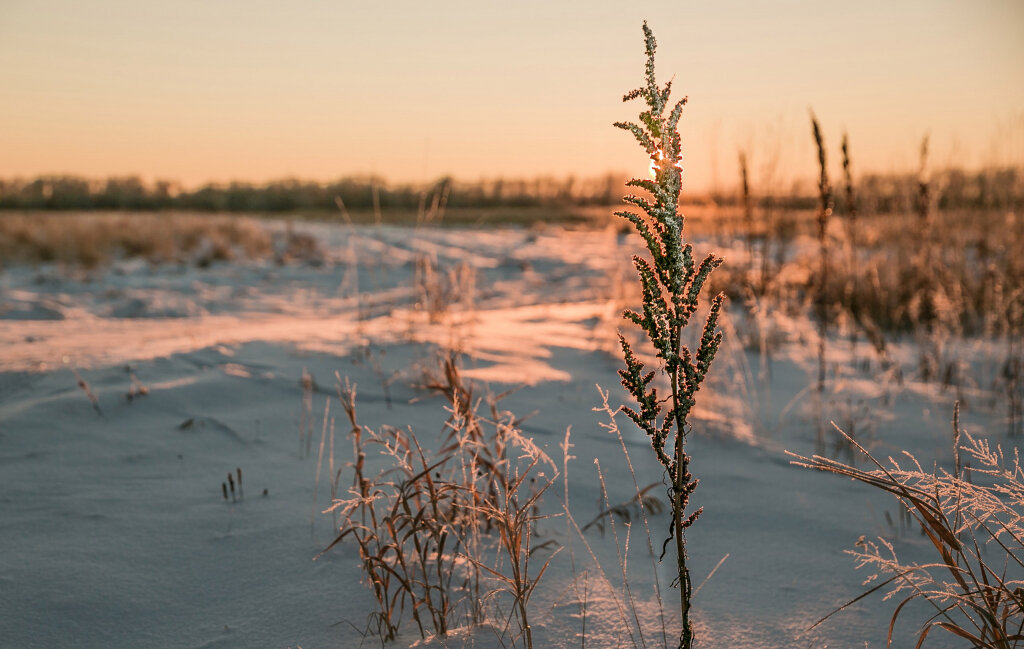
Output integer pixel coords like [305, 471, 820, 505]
[739, 150, 753, 271]
[811, 113, 834, 450]
[840, 133, 857, 256]
[841, 132, 859, 345]
[915, 135, 937, 337]
[614, 22, 725, 649]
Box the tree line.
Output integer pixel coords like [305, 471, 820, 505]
[0, 167, 1019, 213]
[0, 175, 625, 213]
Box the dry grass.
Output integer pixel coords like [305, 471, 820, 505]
[0, 211, 323, 269]
[702, 165, 1023, 341]
[414, 255, 476, 325]
[319, 357, 560, 648]
[704, 125, 1024, 441]
[587, 387, 671, 648]
[792, 406, 1024, 647]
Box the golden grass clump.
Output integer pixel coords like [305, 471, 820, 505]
[792, 405, 1024, 647]
[0, 212, 326, 269]
[320, 357, 559, 648]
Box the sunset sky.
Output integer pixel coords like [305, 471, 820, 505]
[2, 0, 1022, 193]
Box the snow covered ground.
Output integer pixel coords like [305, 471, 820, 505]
[1, 219, 1013, 648]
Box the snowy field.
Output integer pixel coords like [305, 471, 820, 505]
[1, 218, 1014, 648]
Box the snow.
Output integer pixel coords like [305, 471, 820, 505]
[1, 219, 1010, 648]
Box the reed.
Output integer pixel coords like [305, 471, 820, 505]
[1003, 294, 1024, 437]
[840, 131, 861, 351]
[739, 151, 753, 270]
[840, 132, 858, 256]
[810, 112, 834, 450]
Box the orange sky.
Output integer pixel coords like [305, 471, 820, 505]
[1, 1, 1022, 193]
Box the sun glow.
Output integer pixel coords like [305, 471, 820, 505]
[649, 149, 683, 179]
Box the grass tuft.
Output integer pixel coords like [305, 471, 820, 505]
[791, 404, 1024, 647]
[319, 357, 559, 648]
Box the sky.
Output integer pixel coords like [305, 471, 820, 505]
[1, 0, 1022, 193]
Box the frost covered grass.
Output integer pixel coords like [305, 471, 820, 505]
[320, 355, 688, 649]
[792, 405, 1024, 647]
[709, 119, 1024, 441]
[320, 357, 560, 648]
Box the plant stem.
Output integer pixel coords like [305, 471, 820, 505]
[670, 345, 693, 648]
